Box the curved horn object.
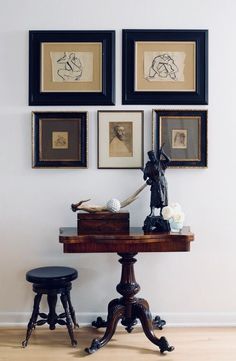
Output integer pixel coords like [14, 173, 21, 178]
[71, 183, 147, 213]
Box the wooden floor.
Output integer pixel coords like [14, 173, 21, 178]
[0, 326, 236, 361]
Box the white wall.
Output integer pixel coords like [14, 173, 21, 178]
[0, 0, 236, 326]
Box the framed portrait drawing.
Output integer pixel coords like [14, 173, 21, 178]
[98, 111, 144, 169]
[122, 29, 208, 105]
[32, 111, 88, 168]
[29, 30, 115, 105]
[153, 109, 207, 168]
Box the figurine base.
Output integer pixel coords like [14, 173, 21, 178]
[143, 215, 170, 233]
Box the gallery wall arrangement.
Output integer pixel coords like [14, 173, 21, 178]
[29, 29, 208, 169]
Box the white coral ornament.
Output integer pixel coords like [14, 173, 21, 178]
[162, 202, 185, 232]
[106, 198, 121, 213]
[173, 211, 185, 223]
[162, 206, 173, 220]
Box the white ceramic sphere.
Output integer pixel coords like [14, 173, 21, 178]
[106, 198, 121, 213]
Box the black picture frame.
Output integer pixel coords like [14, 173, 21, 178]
[122, 29, 208, 105]
[29, 30, 115, 105]
[32, 111, 88, 168]
[153, 109, 207, 168]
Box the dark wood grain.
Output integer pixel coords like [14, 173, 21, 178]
[77, 212, 129, 234]
[59, 226, 194, 253]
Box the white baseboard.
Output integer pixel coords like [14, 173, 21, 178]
[1, 312, 236, 327]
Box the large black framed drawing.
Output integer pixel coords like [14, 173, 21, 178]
[122, 29, 208, 105]
[29, 30, 115, 105]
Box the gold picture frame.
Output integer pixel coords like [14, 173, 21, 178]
[152, 109, 208, 168]
[32, 111, 88, 168]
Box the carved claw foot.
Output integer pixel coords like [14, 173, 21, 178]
[159, 336, 175, 353]
[85, 338, 101, 354]
[153, 315, 166, 330]
[92, 316, 107, 328]
[135, 302, 174, 354]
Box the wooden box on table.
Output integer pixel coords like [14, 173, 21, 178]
[77, 212, 129, 234]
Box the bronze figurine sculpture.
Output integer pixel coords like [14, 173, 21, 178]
[143, 147, 171, 232]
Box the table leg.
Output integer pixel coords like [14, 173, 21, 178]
[85, 300, 125, 354]
[134, 298, 173, 353]
[86, 253, 174, 354]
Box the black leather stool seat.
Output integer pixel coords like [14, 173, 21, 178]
[22, 266, 79, 348]
[26, 266, 78, 284]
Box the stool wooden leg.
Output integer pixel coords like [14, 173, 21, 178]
[66, 290, 79, 328]
[22, 293, 42, 347]
[47, 293, 58, 330]
[60, 293, 77, 347]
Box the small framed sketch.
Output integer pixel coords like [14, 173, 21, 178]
[153, 109, 207, 167]
[32, 112, 88, 168]
[122, 29, 208, 105]
[98, 111, 144, 169]
[29, 30, 115, 105]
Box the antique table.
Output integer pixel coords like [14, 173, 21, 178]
[59, 226, 194, 354]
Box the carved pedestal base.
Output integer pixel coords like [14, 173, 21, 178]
[92, 314, 165, 331]
[85, 253, 174, 354]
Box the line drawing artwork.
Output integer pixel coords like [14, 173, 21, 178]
[149, 54, 178, 80]
[57, 52, 82, 81]
[50, 51, 93, 83]
[144, 52, 185, 82]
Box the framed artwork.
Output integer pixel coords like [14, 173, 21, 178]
[98, 111, 144, 169]
[32, 111, 88, 168]
[153, 109, 207, 168]
[122, 29, 208, 105]
[29, 30, 115, 105]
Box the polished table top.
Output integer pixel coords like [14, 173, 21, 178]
[59, 226, 194, 253]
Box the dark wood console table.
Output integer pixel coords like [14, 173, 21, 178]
[59, 226, 194, 354]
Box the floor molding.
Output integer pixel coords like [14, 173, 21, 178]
[1, 312, 236, 327]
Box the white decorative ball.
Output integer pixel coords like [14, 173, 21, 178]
[106, 198, 121, 213]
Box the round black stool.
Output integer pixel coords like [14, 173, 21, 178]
[22, 266, 79, 348]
